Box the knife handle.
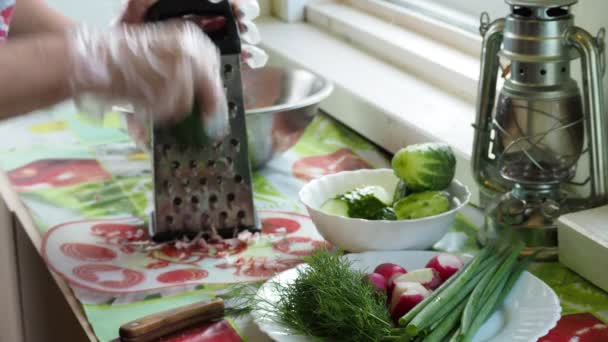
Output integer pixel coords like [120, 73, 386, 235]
[119, 298, 224, 342]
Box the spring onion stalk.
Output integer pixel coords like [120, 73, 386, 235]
[381, 334, 411, 342]
[460, 250, 509, 332]
[422, 300, 466, 342]
[448, 328, 461, 342]
[478, 242, 524, 303]
[491, 253, 535, 312]
[425, 251, 501, 329]
[384, 328, 413, 341]
[399, 248, 490, 326]
[460, 273, 510, 342]
[460, 243, 524, 341]
[398, 248, 491, 328]
[405, 248, 494, 336]
[419, 259, 495, 333]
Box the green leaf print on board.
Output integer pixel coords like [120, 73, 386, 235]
[115, 176, 153, 218]
[293, 114, 376, 157]
[252, 173, 281, 198]
[21, 179, 141, 219]
[70, 111, 131, 146]
[529, 262, 608, 322]
[252, 173, 284, 208]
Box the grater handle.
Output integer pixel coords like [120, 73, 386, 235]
[145, 0, 240, 147]
[144, 0, 241, 55]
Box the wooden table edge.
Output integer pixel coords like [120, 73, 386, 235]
[0, 167, 99, 342]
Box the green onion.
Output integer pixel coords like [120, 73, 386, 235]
[460, 242, 524, 341]
[478, 242, 524, 304]
[422, 299, 466, 342]
[383, 328, 412, 341]
[492, 252, 535, 312]
[399, 248, 491, 328]
[404, 248, 492, 336]
[448, 328, 462, 342]
[460, 250, 508, 332]
[416, 261, 490, 333]
[427, 252, 501, 328]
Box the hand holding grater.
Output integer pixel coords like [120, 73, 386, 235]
[145, 0, 258, 242]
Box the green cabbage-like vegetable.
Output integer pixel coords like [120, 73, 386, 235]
[391, 143, 456, 192]
[321, 186, 395, 220]
[393, 191, 450, 220]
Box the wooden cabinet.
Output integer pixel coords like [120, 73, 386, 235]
[0, 199, 88, 342]
[0, 200, 24, 341]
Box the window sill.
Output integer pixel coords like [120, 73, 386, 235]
[258, 17, 480, 205]
[307, 1, 480, 103]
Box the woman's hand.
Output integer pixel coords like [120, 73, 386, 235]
[68, 20, 230, 140]
[115, 0, 267, 149]
[118, 0, 266, 67]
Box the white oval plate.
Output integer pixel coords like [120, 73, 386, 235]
[252, 251, 561, 342]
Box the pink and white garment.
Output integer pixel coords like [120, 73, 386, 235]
[0, 0, 14, 40]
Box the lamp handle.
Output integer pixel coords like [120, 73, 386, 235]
[566, 26, 608, 203]
[472, 16, 506, 196]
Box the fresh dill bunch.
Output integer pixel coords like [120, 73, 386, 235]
[219, 250, 398, 341]
[271, 250, 393, 342]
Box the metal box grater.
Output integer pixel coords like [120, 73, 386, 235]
[145, 0, 258, 242]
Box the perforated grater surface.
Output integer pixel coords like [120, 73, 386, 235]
[145, 0, 258, 242]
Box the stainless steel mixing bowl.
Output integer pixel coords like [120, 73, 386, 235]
[115, 66, 333, 170]
[243, 66, 334, 169]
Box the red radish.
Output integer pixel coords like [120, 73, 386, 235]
[425, 269, 442, 290]
[390, 282, 429, 322]
[391, 268, 442, 290]
[366, 273, 387, 292]
[373, 263, 407, 283]
[386, 274, 401, 297]
[425, 254, 464, 281]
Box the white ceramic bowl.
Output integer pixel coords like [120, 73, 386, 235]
[298, 169, 471, 252]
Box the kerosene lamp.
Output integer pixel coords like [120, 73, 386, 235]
[472, 0, 606, 259]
